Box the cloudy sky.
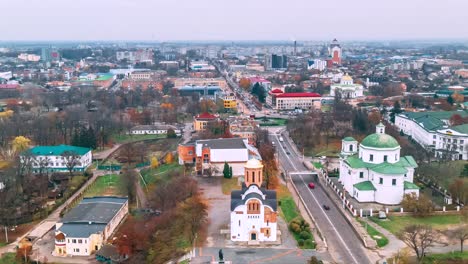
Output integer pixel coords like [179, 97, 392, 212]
[2, 0, 467, 41]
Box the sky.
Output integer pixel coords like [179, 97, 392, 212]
[2, 0, 468, 41]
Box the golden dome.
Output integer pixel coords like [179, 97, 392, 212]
[245, 158, 263, 169]
[342, 74, 353, 81]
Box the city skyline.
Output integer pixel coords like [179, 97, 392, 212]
[2, 0, 468, 41]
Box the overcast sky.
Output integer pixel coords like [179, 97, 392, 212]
[2, 0, 468, 41]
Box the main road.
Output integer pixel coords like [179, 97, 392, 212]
[270, 132, 372, 264]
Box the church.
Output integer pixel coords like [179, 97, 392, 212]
[230, 159, 278, 243]
[339, 123, 420, 205]
[330, 73, 364, 99]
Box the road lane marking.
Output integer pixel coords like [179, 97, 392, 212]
[271, 132, 363, 264]
[298, 174, 361, 264]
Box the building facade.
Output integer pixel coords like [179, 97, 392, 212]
[328, 39, 342, 65]
[24, 145, 92, 173]
[230, 159, 278, 243]
[54, 197, 128, 257]
[130, 124, 181, 136]
[193, 112, 219, 132]
[395, 111, 468, 160]
[330, 74, 364, 99]
[178, 138, 261, 176]
[274, 92, 322, 110]
[339, 123, 419, 205]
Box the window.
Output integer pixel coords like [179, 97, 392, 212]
[384, 155, 388, 162]
[359, 172, 364, 178]
[404, 174, 407, 177]
[188, 151, 193, 155]
[72, 239, 76, 243]
[379, 178, 383, 184]
[433, 135, 436, 139]
[370, 154, 374, 162]
[349, 145, 353, 152]
[78, 239, 82, 244]
[239, 220, 241, 226]
[461, 140, 464, 144]
[392, 179, 396, 185]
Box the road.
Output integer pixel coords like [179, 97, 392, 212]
[270, 132, 372, 264]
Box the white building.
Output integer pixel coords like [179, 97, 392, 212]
[307, 59, 327, 71]
[275, 92, 322, 110]
[330, 74, 364, 99]
[339, 123, 419, 205]
[130, 124, 181, 136]
[395, 111, 468, 160]
[230, 159, 278, 243]
[18, 53, 41, 62]
[54, 197, 128, 256]
[24, 145, 92, 173]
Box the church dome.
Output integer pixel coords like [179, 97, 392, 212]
[341, 74, 353, 82]
[245, 158, 263, 169]
[360, 133, 400, 149]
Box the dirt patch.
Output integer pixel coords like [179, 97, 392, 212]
[0, 222, 38, 244]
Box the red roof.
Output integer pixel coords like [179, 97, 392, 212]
[271, 89, 284, 94]
[276, 92, 321, 98]
[196, 112, 217, 119]
[0, 84, 20, 89]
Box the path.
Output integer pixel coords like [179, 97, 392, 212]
[92, 144, 121, 161]
[361, 218, 406, 261]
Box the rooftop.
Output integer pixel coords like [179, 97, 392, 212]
[360, 133, 400, 149]
[404, 181, 420, 190]
[29, 144, 91, 156]
[195, 112, 217, 120]
[276, 92, 321, 98]
[343, 136, 357, 142]
[353, 181, 376, 191]
[344, 155, 417, 175]
[61, 196, 127, 224]
[198, 138, 247, 150]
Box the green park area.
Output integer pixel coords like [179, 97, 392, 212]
[357, 219, 388, 247]
[370, 215, 463, 235]
[84, 174, 125, 197]
[0, 253, 18, 264]
[140, 163, 183, 186]
[277, 185, 316, 249]
[255, 117, 287, 127]
[422, 251, 468, 263]
[111, 133, 166, 144]
[221, 177, 240, 195]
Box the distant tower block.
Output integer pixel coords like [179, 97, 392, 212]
[328, 38, 342, 65]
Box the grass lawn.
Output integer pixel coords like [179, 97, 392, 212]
[0, 242, 6, 247]
[357, 219, 389, 247]
[140, 163, 182, 186]
[418, 160, 467, 190]
[255, 117, 288, 126]
[84, 174, 125, 197]
[221, 177, 240, 195]
[111, 133, 166, 144]
[63, 175, 87, 198]
[280, 196, 299, 222]
[312, 162, 323, 169]
[0, 253, 18, 264]
[370, 215, 463, 235]
[423, 251, 468, 264]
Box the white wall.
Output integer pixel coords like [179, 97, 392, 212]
[353, 189, 374, 202]
[230, 204, 277, 242]
[372, 172, 405, 205]
[359, 146, 400, 164]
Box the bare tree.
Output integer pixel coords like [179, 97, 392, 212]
[398, 224, 436, 263]
[62, 151, 80, 177]
[453, 225, 468, 253]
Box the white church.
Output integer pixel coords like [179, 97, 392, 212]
[230, 159, 278, 243]
[339, 123, 420, 205]
[330, 74, 364, 99]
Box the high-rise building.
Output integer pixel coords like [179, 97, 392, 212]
[264, 54, 288, 70]
[328, 38, 342, 65]
[41, 47, 60, 62]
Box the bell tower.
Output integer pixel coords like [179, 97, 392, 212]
[244, 159, 264, 187]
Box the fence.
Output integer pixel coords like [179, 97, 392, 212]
[97, 164, 122, 171]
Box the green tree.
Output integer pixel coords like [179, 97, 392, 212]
[447, 95, 454, 105]
[390, 101, 402, 123]
[223, 162, 231, 178]
[229, 166, 233, 178]
[167, 128, 177, 138]
[461, 164, 468, 177]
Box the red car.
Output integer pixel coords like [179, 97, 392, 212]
[308, 183, 315, 189]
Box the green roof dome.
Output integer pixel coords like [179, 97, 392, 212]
[360, 133, 400, 149]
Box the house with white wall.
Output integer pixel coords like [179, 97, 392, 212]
[24, 145, 92, 173]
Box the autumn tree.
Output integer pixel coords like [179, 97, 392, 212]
[400, 193, 434, 216]
[165, 152, 174, 164]
[239, 78, 251, 90]
[150, 156, 159, 169]
[449, 114, 465, 126]
[199, 99, 217, 113]
[448, 179, 468, 205]
[367, 111, 382, 125]
[398, 224, 436, 263]
[12, 136, 31, 153]
[452, 92, 464, 104]
[450, 225, 468, 252]
[122, 167, 137, 205]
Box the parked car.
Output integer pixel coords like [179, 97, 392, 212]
[308, 183, 315, 189]
[322, 204, 330, 210]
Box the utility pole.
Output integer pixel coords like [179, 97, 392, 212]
[4, 225, 8, 243]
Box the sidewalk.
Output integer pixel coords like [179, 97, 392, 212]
[361, 218, 406, 261]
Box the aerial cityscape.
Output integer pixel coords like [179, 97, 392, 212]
[0, 1, 467, 264]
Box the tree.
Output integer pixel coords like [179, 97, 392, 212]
[308, 256, 323, 264]
[452, 225, 468, 252]
[239, 78, 251, 90]
[12, 136, 31, 154]
[390, 101, 402, 123]
[398, 225, 436, 263]
[400, 193, 434, 216]
[223, 162, 231, 178]
[452, 92, 464, 104]
[122, 167, 137, 205]
[229, 166, 233, 178]
[367, 111, 382, 125]
[449, 114, 464, 126]
[166, 128, 177, 138]
[461, 164, 468, 177]
[165, 152, 174, 164]
[447, 95, 454, 105]
[62, 151, 80, 177]
[448, 179, 468, 205]
[150, 156, 159, 169]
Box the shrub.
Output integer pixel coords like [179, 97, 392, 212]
[297, 239, 304, 246]
[304, 239, 315, 249]
[300, 230, 312, 240]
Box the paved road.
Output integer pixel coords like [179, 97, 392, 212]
[270, 132, 372, 264]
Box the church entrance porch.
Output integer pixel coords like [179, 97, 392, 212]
[250, 232, 257, 241]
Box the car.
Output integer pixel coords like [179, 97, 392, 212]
[322, 205, 330, 210]
[286, 151, 291, 155]
[308, 183, 315, 189]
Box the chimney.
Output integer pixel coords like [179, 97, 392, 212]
[294, 41, 297, 56]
